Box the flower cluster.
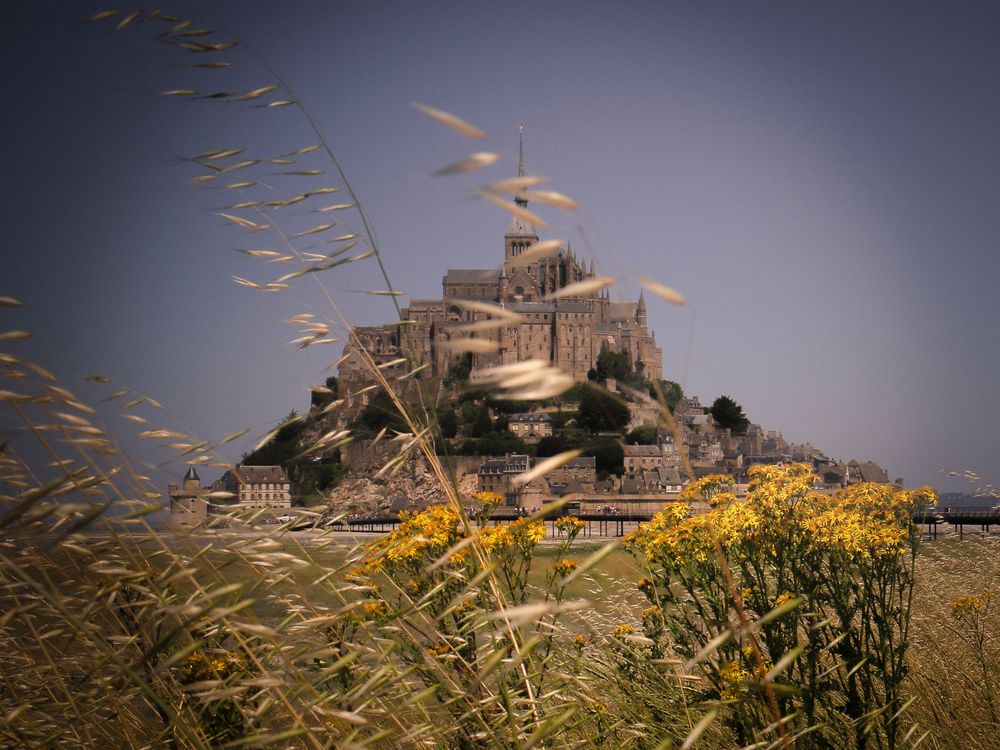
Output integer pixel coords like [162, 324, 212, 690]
[681, 473, 734, 504]
[612, 623, 635, 639]
[554, 515, 586, 542]
[362, 601, 389, 620]
[951, 591, 993, 616]
[471, 490, 504, 512]
[624, 463, 936, 746]
[478, 516, 545, 554]
[427, 641, 451, 657]
[719, 660, 752, 701]
[178, 650, 247, 684]
[354, 504, 466, 576]
[552, 559, 578, 578]
[627, 464, 937, 568]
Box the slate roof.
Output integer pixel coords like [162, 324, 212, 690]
[621, 477, 643, 494]
[445, 269, 500, 284]
[479, 459, 507, 475]
[651, 467, 683, 485]
[506, 214, 538, 237]
[478, 455, 531, 474]
[509, 413, 553, 423]
[850, 460, 889, 483]
[624, 445, 661, 457]
[230, 465, 289, 484]
[508, 302, 556, 314]
[609, 301, 637, 321]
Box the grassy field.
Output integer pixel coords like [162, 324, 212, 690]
[7, 497, 1000, 748]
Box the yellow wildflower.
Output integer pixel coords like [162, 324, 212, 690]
[682, 474, 734, 503]
[427, 642, 450, 657]
[612, 623, 635, 639]
[951, 592, 993, 616]
[719, 660, 751, 700]
[555, 515, 586, 533]
[362, 601, 389, 619]
[553, 559, 578, 577]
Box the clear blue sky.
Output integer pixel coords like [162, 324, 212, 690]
[2, 2, 998, 494]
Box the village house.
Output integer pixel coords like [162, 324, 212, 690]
[544, 456, 597, 489]
[506, 412, 553, 442]
[623, 444, 664, 472]
[477, 454, 531, 504]
[219, 465, 292, 509]
[847, 460, 890, 485]
[169, 465, 293, 526]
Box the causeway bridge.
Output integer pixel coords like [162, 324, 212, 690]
[319, 510, 973, 540]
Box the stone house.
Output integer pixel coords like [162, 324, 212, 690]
[219, 465, 292, 509]
[623, 444, 664, 472]
[847, 460, 889, 484]
[507, 413, 553, 442]
[478, 454, 531, 504]
[544, 456, 597, 490]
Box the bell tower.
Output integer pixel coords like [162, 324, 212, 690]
[503, 125, 539, 273]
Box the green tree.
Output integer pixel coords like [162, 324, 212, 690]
[650, 380, 683, 412]
[242, 411, 304, 466]
[536, 433, 568, 458]
[625, 423, 657, 445]
[353, 390, 408, 436]
[710, 394, 750, 435]
[460, 431, 527, 456]
[444, 352, 472, 386]
[595, 343, 632, 382]
[584, 436, 624, 476]
[577, 383, 630, 433]
[436, 403, 458, 439]
[470, 403, 493, 437]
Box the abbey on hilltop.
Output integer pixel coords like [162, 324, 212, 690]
[338, 133, 663, 393]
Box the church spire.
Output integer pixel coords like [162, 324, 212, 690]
[636, 289, 648, 327]
[503, 124, 538, 265]
[515, 124, 528, 208]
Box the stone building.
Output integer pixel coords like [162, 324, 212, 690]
[168, 465, 293, 525]
[507, 413, 553, 442]
[477, 454, 531, 504]
[338, 135, 663, 400]
[544, 456, 597, 490]
[847, 460, 889, 485]
[168, 466, 211, 526]
[623, 444, 665, 473]
[219, 465, 292, 510]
